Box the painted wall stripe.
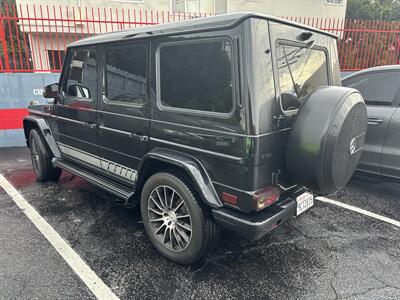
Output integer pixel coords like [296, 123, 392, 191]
[0, 173, 120, 300]
[316, 196, 400, 228]
[0, 108, 28, 130]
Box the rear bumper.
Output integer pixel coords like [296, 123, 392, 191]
[212, 198, 297, 240]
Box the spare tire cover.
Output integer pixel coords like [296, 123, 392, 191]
[287, 86, 367, 195]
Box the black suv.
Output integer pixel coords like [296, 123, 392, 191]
[24, 13, 368, 264]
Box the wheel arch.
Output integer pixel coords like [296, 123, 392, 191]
[133, 148, 223, 209]
[23, 115, 61, 158]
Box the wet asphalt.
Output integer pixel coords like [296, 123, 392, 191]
[0, 147, 399, 299]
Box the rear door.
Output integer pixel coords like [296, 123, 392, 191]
[150, 34, 245, 191]
[53, 47, 101, 167]
[343, 71, 400, 175]
[98, 41, 150, 182]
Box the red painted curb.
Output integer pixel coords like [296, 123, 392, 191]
[0, 108, 28, 130]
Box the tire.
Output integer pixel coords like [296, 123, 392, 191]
[29, 129, 62, 182]
[287, 86, 368, 195]
[140, 172, 219, 264]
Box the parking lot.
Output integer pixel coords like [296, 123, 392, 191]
[1, 147, 399, 300]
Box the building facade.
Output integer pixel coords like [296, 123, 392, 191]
[16, 0, 348, 19]
[15, 0, 347, 71]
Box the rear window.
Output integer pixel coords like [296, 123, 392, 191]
[157, 39, 233, 115]
[276, 42, 329, 112]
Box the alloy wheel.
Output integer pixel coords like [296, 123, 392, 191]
[147, 185, 192, 252]
[30, 137, 40, 174]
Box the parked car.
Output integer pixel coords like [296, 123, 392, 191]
[342, 65, 400, 180]
[23, 13, 367, 264]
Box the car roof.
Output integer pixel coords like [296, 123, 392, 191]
[69, 12, 337, 47]
[342, 65, 400, 81]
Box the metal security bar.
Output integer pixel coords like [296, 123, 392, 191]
[282, 16, 400, 71]
[0, 3, 399, 72]
[0, 3, 209, 73]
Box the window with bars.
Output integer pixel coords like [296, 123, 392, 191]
[47, 50, 66, 71]
[171, 0, 227, 14]
[325, 0, 343, 5]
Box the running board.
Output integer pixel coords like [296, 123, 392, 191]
[53, 158, 134, 200]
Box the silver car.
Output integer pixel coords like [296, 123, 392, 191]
[342, 65, 400, 180]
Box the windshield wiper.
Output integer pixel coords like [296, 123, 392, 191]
[282, 46, 300, 98]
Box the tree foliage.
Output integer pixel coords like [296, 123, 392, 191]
[346, 0, 400, 20]
[0, 0, 31, 70]
[340, 1, 400, 70]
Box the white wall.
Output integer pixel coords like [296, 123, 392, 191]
[16, 0, 347, 70]
[227, 0, 347, 19]
[16, 0, 347, 20]
[16, 0, 171, 13]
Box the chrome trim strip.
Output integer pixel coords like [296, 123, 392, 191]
[213, 180, 299, 195]
[56, 103, 96, 112]
[55, 104, 289, 137]
[102, 145, 141, 161]
[99, 125, 131, 136]
[99, 109, 150, 121]
[56, 133, 140, 160]
[27, 110, 51, 117]
[212, 180, 254, 195]
[57, 142, 137, 181]
[99, 126, 149, 144]
[150, 119, 291, 138]
[56, 103, 150, 120]
[56, 133, 101, 148]
[57, 116, 86, 126]
[150, 137, 243, 163]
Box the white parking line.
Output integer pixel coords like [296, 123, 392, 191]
[0, 174, 119, 300]
[316, 196, 400, 228]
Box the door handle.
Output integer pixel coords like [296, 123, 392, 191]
[85, 122, 97, 129]
[129, 132, 149, 142]
[367, 118, 384, 125]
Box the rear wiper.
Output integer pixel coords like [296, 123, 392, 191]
[282, 46, 300, 98]
[277, 46, 302, 63]
[306, 40, 316, 49]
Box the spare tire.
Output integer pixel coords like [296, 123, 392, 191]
[287, 86, 367, 195]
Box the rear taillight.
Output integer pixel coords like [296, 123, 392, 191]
[222, 192, 238, 206]
[253, 186, 280, 211]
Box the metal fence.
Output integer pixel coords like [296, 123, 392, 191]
[0, 3, 399, 72]
[282, 17, 400, 71]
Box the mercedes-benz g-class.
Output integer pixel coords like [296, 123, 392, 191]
[24, 13, 367, 264]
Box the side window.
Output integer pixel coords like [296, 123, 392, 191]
[344, 72, 400, 105]
[62, 48, 97, 101]
[276, 43, 329, 112]
[104, 44, 147, 105]
[158, 39, 233, 114]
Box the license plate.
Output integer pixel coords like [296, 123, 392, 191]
[296, 192, 314, 216]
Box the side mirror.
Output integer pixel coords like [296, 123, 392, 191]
[43, 83, 59, 98]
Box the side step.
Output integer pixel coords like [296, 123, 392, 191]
[53, 158, 134, 201]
